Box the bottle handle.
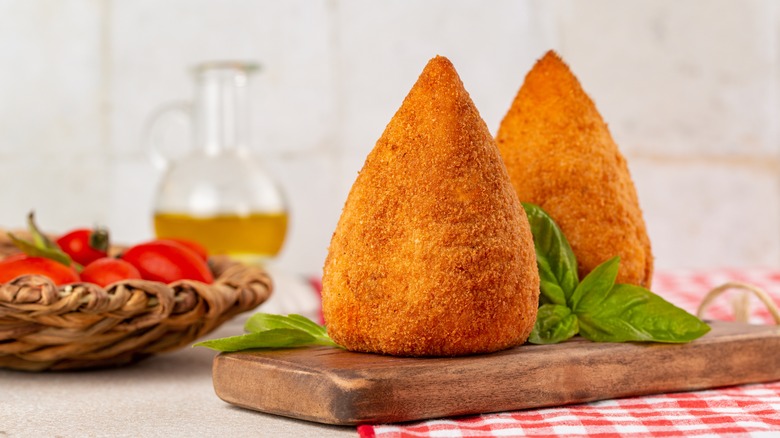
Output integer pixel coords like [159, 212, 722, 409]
[144, 101, 193, 169]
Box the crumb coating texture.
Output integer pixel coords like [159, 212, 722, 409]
[322, 56, 539, 357]
[496, 51, 653, 288]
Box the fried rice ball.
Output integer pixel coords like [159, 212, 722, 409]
[496, 51, 653, 287]
[321, 56, 539, 357]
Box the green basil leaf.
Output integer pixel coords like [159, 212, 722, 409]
[245, 313, 317, 333]
[576, 283, 711, 343]
[522, 203, 579, 306]
[244, 313, 286, 332]
[286, 314, 330, 337]
[196, 314, 340, 352]
[244, 313, 330, 340]
[194, 328, 319, 351]
[528, 304, 579, 345]
[570, 256, 620, 311]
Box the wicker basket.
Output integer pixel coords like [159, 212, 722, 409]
[0, 239, 272, 371]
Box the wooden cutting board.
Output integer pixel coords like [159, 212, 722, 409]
[211, 321, 780, 425]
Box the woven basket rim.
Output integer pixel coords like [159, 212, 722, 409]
[0, 242, 273, 371]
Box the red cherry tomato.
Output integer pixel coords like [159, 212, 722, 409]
[0, 256, 80, 285]
[121, 241, 213, 284]
[56, 229, 108, 266]
[81, 257, 142, 287]
[159, 238, 209, 262]
[1, 253, 28, 263]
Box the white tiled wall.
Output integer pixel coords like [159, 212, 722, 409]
[1, 0, 779, 277]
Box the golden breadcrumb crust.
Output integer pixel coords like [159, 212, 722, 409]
[496, 51, 653, 287]
[322, 56, 539, 357]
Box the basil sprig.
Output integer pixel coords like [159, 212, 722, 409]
[194, 313, 340, 351]
[524, 203, 578, 306]
[523, 203, 710, 345]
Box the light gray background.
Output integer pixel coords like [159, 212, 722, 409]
[0, 1, 777, 276]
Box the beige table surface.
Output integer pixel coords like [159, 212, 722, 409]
[1, 271, 358, 438]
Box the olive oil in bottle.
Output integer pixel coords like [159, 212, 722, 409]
[154, 212, 288, 260]
[148, 61, 288, 263]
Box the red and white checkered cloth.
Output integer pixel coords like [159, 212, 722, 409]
[356, 268, 780, 438]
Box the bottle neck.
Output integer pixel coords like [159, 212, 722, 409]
[193, 63, 257, 155]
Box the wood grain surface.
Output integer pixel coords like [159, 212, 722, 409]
[211, 322, 780, 425]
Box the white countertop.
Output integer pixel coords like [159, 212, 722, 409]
[1, 271, 357, 438]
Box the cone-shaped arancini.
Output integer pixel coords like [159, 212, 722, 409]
[322, 56, 539, 357]
[496, 51, 653, 287]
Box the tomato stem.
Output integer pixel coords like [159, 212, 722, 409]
[8, 232, 79, 269]
[89, 227, 110, 252]
[27, 211, 60, 251]
[6, 211, 84, 271]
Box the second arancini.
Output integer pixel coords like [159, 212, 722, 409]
[496, 51, 653, 288]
